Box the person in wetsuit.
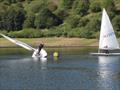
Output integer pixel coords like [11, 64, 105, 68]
[37, 44, 44, 55]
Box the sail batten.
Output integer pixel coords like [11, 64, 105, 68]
[99, 8, 119, 50]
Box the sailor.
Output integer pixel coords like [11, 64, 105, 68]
[104, 45, 109, 54]
[32, 43, 47, 58]
[37, 44, 44, 55]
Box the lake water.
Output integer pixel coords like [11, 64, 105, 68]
[0, 48, 120, 90]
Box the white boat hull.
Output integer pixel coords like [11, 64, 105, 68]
[32, 49, 47, 58]
[90, 53, 120, 56]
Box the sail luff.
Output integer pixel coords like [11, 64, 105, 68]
[99, 8, 119, 50]
[0, 33, 36, 51]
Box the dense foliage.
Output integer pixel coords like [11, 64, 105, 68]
[0, 0, 120, 38]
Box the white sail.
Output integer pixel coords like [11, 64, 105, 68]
[0, 33, 35, 51]
[0, 33, 47, 58]
[99, 8, 119, 50]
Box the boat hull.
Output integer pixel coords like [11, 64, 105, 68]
[90, 53, 120, 56]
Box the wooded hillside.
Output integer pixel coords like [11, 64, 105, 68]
[0, 0, 120, 38]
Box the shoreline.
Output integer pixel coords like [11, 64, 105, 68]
[0, 45, 98, 48]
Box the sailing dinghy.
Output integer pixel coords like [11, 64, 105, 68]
[90, 8, 120, 56]
[0, 33, 47, 58]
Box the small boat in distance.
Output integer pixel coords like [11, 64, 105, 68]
[90, 8, 120, 56]
[0, 33, 47, 58]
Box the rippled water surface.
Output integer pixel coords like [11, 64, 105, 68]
[0, 48, 120, 90]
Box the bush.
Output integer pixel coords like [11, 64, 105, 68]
[0, 30, 8, 38]
[85, 13, 101, 32]
[48, 1, 57, 11]
[34, 8, 63, 29]
[67, 28, 81, 37]
[116, 31, 120, 38]
[93, 31, 100, 39]
[112, 15, 120, 31]
[72, 0, 90, 16]
[66, 15, 80, 28]
[42, 23, 72, 37]
[8, 29, 44, 38]
[67, 27, 95, 38]
[56, 23, 72, 37]
[90, 1, 101, 12]
[59, 0, 75, 10]
[78, 17, 89, 27]
[29, 0, 46, 13]
[79, 28, 94, 39]
[43, 29, 62, 37]
[54, 8, 69, 20]
[23, 12, 35, 28]
[101, 0, 115, 11]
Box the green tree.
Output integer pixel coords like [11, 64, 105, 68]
[14, 3, 25, 30]
[3, 4, 25, 31]
[25, 0, 33, 3]
[85, 17, 101, 32]
[0, 3, 8, 30]
[90, 1, 101, 12]
[112, 15, 120, 31]
[34, 8, 63, 29]
[0, 15, 3, 29]
[60, 0, 75, 9]
[101, 0, 115, 11]
[14, 8, 25, 30]
[78, 18, 89, 27]
[85, 13, 101, 32]
[23, 12, 35, 28]
[55, 0, 75, 20]
[4, 6, 15, 31]
[2, 0, 25, 4]
[73, 0, 90, 16]
[0, 0, 3, 2]
[66, 15, 80, 28]
[29, 0, 47, 13]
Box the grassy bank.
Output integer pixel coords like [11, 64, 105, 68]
[0, 37, 98, 47]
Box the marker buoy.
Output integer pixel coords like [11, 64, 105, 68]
[53, 52, 59, 57]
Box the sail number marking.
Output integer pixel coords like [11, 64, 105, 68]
[103, 32, 114, 38]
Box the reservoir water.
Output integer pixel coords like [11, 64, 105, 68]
[0, 47, 120, 90]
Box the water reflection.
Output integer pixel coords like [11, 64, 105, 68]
[98, 56, 120, 64]
[98, 56, 120, 89]
[32, 57, 47, 70]
[53, 56, 59, 61]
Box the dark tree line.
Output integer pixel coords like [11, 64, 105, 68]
[0, 3, 25, 31]
[0, 0, 63, 31]
[0, 0, 120, 38]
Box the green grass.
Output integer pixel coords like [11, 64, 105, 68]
[0, 37, 99, 47]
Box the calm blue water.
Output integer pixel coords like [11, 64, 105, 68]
[0, 48, 120, 90]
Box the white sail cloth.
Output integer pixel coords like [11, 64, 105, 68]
[99, 8, 119, 50]
[0, 33, 47, 58]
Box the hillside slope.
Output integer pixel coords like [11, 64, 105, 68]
[0, 0, 120, 38]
